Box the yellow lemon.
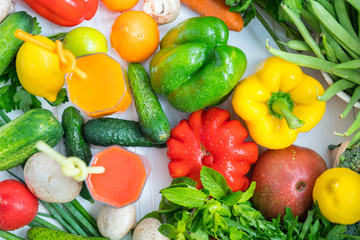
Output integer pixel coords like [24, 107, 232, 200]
[16, 35, 65, 102]
[313, 167, 360, 224]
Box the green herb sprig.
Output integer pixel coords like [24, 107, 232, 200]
[146, 167, 349, 240]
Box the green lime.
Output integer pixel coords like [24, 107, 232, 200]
[63, 27, 108, 57]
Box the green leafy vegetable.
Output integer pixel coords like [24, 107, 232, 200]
[148, 167, 349, 239]
[14, 88, 42, 112]
[0, 85, 16, 112]
[32, 17, 42, 35]
[200, 166, 232, 199]
[160, 187, 207, 208]
[47, 88, 68, 106]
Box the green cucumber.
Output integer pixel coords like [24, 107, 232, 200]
[62, 107, 92, 163]
[84, 118, 166, 148]
[127, 63, 171, 144]
[62, 106, 94, 203]
[0, 108, 63, 171]
[27, 227, 106, 240]
[0, 11, 34, 75]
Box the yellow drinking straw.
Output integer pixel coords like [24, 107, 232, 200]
[36, 141, 105, 182]
[14, 29, 87, 79]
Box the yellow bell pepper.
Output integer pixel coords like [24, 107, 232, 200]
[232, 57, 326, 149]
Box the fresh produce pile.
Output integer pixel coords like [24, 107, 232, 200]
[0, 0, 360, 239]
[227, 0, 360, 146]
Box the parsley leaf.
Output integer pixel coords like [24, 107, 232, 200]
[47, 88, 68, 106]
[14, 88, 42, 112]
[0, 85, 17, 112]
[32, 17, 42, 35]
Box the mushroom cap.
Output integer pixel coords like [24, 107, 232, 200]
[133, 218, 170, 240]
[143, 0, 180, 25]
[24, 152, 82, 203]
[97, 204, 136, 240]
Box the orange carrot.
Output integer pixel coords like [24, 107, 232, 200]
[181, 0, 244, 32]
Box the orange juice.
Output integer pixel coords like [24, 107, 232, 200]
[66, 53, 132, 118]
[86, 146, 150, 207]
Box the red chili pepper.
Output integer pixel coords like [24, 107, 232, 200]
[167, 107, 258, 192]
[22, 0, 98, 27]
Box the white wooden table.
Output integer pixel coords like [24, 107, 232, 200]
[2, 1, 357, 239]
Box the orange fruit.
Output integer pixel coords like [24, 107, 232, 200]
[110, 11, 159, 62]
[101, 0, 139, 12]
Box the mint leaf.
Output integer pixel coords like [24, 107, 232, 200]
[229, 226, 244, 239]
[14, 88, 42, 112]
[159, 224, 178, 238]
[200, 166, 232, 199]
[238, 181, 256, 203]
[172, 177, 197, 188]
[138, 211, 161, 223]
[0, 85, 16, 112]
[32, 17, 42, 35]
[161, 187, 207, 208]
[189, 228, 208, 240]
[159, 197, 181, 213]
[222, 191, 244, 206]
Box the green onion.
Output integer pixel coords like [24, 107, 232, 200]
[50, 203, 88, 237]
[40, 201, 78, 235]
[31, 216, 63, 231]
[63, 202, 101, 237]
[0, 230, 24, 240]
[0, 110, 11, 124]
[71, 199, 98, 230]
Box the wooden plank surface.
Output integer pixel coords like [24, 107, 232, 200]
[1, 1, 356, 239]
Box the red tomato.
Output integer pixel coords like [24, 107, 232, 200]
[0, 179, 38, 231]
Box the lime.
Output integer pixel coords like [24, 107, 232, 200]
[63, 27, 108, 57]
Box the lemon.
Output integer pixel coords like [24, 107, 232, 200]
[63, 27, 108, 57]
[16, 35, 65, 102]
[313, 167, 360, 224]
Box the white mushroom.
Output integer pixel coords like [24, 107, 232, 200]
[143, 0, 180, 25]
[0, 0, 15, 23]
[331, 140, 350, 168]
[133, 218, 170, 240]
[24, 152, 82, 203]
[97, 204, 136, 240]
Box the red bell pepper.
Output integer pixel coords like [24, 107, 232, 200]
[22, 0, 99, 27]
[167, 107, 258, 192]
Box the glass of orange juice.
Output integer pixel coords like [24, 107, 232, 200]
[66, 53, 132, 118]
[86, 146, 151, 207]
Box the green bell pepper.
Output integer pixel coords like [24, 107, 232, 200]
[150, 16, 247, 113]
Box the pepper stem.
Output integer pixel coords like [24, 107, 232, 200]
[271, 97, 305, 129]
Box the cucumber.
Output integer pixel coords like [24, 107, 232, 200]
[27, 227, 106, 240]
[0, 11, 34, 75]
[84, 118, 166, 148]
[0, 108, 63, 171]
[127, 63, 171, 144]
[62, 107, 92, 164]
[62, 106, 94, 203]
